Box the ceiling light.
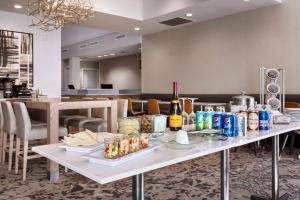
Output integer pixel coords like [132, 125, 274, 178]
[28, 0, 95, 31]
[103, 55, 108, 57]
[134, 27, 140, 31]
[186, 13, 193, 17]
[14, 5, 22, 9]
[243, 0, 250, 2]
[97, 56, 102, 58]
[110, 53, 115, 56]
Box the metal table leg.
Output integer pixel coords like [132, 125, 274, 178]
[221, 149, 230, 200]
[133, 173, 144, 200]
[272, 135, 279, 200]
[250, 136, 290, 200]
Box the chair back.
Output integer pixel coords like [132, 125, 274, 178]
[185, 99, 193, 114]
[117, 99, 128, 118]
[285, 102, 300, 108]
[1, 101, 16, 135]
[148, 99, 160, 115]
[13, 102, 31, 140]
[127, 98, 134, 114]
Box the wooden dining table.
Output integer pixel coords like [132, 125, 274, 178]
[24, 98, 118, 182]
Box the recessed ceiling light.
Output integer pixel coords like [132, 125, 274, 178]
[134, 27, 140, 31]
[97, 56, 102, 58]
[243, 0, 250, 2]
[103, 55, 108, 57]
[14, 5, 22, 9]
[110, 53, 115, 56]
[186, 13, 193, 17]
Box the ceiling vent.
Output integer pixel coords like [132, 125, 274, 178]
[159, 17, 192, 26]
[79, 43, 88, 49]
[89, 40, 100, 47]
[115, 34, 126, 40]
[120, 51, 129, 54]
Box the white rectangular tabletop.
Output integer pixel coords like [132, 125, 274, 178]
[32, 122, 300, 185]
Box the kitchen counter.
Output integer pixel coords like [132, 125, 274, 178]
[61, 89, 141, 96]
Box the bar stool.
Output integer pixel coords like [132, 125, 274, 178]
[84, 99, 128, 132]
[13, 102, 68, 181]
[147, 99, 160, 115]
[0, 102, 4, 163]
[1, 101, 16, 171]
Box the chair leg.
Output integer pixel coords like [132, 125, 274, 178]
[8, 134, 14, 171]
[0, 130, 3, 163]
[2, 132, 7, 165]
[15, 137, 20, 175]
[289, 133, 296, 155]
[22, 140, 28, 181]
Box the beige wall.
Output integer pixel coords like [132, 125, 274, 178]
[100, 55, 141, 89]
[142, 0, 300, 94]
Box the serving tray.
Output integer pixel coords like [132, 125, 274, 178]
[81, 143, 160, 166]
[58, 144, 103, 153]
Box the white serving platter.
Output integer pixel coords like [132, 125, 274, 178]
[81, 143, 160, 167]
[58, 144, 103, 153]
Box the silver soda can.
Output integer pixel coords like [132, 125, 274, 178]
[236, 113, 247, 137]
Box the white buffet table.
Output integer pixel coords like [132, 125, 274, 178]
[33, 122, 300, 200]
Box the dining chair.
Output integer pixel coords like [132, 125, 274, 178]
[127, 98, 145, 116]
[1, 101, 16, 170]
[147, 99, 160, 115]
[280, 102, 300, 156]
[13, 102, 68, 181]
[83, 99, 128, 132]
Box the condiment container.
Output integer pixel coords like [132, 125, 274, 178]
[118, 117, 140, 136]
[141, 115, 154, 133]
[129, 135, 140, 153]
[153, 115, 167, 133]
[118, 135, 129, 157]
[140, 133, 149, 149]
[104, 138, 119, 159]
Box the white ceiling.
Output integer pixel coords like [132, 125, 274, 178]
[0, 0, 282, 60]
[0, 0, 282, 35]
[61, 25, 110, 47]
[62, 32, 141, 61]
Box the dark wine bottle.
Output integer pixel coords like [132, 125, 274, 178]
[169, 81, 182, 131]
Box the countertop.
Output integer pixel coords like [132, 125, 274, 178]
[62, 89, 141, 96]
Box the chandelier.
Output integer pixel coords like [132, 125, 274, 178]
[27, 0, 95, 31]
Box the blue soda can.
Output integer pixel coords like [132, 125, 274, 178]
[223, 113, 235, 137]
[203, 112, 213, 129]
[213, 113, 223, 129]
[196, 111, 205, 131]
[259, 110, 270, 131]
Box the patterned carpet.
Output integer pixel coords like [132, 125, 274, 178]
[0, 147, 300, 200]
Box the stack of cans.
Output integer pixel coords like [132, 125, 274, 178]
[195, 106, 248, 137]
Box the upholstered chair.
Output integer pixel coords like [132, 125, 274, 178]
[1, 101, 16, 171]
[13, 102, 68, 181]
[83, 99, 128, 132]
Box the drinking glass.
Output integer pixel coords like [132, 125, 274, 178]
[179, 97, 189, 131]
[188, 98, 198, 131]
